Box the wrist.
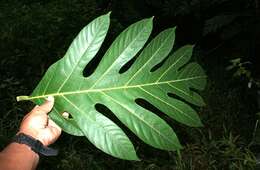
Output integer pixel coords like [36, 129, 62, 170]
[13, 133, 59, 156]
[17, 130, 45, 146]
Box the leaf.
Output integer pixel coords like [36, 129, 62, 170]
[17, 12, 207, 160]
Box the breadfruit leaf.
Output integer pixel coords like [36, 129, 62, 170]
[17, 12, 207, 160]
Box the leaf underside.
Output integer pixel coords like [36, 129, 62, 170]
[17, 12, 207, 160]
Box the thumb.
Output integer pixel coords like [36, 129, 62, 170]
[33, 96, 54, 115]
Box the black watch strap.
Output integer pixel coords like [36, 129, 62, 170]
[12, 133, 58, 156]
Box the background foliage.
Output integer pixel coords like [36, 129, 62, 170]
[0, 0, 259, 169]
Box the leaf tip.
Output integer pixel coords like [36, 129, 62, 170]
[144, 16, 154, 23]
[200, 99, 207, 107]
[128, 155, 141, 161]
[195, 119, 204, 127]
[177, 145, 183, 150]
[190, 44, 196, 49]
[134, 157, 141, 161]
[164, 27, 177, 38]
[168, 143, 183, 151]
[175, 140, 183, 150]
[121, 148, 140, 161]
[106, 11, 112, 16]
[149, 16, 155, 24]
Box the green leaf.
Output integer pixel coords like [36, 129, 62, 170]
[17, 12, 207, 160]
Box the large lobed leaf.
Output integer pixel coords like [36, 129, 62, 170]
[17, 12, 207, 160]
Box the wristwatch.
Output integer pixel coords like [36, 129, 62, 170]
[12, 133, 58, 156]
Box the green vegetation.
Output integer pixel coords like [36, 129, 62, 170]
[17, 13, 207, 160]
[0, 0, 259, 169]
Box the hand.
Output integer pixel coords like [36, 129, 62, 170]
[18, 96, 66, 146]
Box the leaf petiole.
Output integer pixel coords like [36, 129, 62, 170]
[16, 95, 31, 102]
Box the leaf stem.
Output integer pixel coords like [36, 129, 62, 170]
[16, 96, 30, 102]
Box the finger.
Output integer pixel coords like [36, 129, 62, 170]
[48, 118, 61, 132]
[42, 127, 61, 146]
[32, 96, 54, 115]
[46, 126, 62, 144]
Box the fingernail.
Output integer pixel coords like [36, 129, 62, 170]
[47, 96, 54, 102]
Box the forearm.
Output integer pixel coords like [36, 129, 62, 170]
[0, 142, 39, 170]
[0, 97, 62, 170]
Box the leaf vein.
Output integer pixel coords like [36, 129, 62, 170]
[139, 86, 196, 123]
[102, 91, 178, 147]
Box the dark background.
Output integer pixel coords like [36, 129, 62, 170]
[0, 0, 260, 169]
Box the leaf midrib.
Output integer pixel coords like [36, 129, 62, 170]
[26, 76, 206, 100]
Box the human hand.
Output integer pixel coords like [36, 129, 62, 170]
[18, 96, 67, 146]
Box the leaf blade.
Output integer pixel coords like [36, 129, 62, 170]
[17, 14, 207, 160]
